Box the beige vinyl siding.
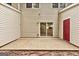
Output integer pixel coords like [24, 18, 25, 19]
[21, 3, 59, 37]
[0, 4, 21, 46]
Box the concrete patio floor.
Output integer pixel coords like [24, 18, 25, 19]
[0, 38, 79, 50]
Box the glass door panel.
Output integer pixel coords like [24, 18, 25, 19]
[47, 22, 53, 36]
[40, 22, 46, 36]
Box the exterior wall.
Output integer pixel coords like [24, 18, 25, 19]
[59, 4, 79, 46]
[0, 4, 21, 46]
[20, 3, 59, 37]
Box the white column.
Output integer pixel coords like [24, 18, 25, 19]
[18, 3, 20, 10]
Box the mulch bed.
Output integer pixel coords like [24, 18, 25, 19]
[0, 50, 79, 56]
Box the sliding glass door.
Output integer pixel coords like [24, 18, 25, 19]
[40, 22, 53, 37]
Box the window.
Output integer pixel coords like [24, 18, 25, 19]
[26, 3, 39, 8]
[66, 3, 72, 6]
[60, 3, 65, 8]
[33, 3, 39, 8]
[7, 3, 12, 5]
[26, 3, 32, 8]
[52, 3, 58, 8]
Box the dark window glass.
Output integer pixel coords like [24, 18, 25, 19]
[52, 3, 58, 8]
[7, 3, 12, 5]
[26, 3, 32, 8]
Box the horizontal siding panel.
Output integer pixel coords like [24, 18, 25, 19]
[0, 4, 20, 46]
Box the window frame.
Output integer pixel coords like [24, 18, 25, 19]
[60, 3, 66, 8]
[26, 3, 32, 8]
[52, 3, 58, 8]
[32, 3, 39, 8]
[26, 3, 39, 8]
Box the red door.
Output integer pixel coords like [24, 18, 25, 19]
[63, 18, 70, 42]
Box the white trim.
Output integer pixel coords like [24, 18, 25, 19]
[46, 22, 47, 37]
[0, 3, 21, 13]
[39, 22, 40, 37]
[24, 3, 26, 8]
[18, 3, 20, 10]
[59, 3, 79, 13]
[58, 3, 60, 8]
[51, 3, 52, 8]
